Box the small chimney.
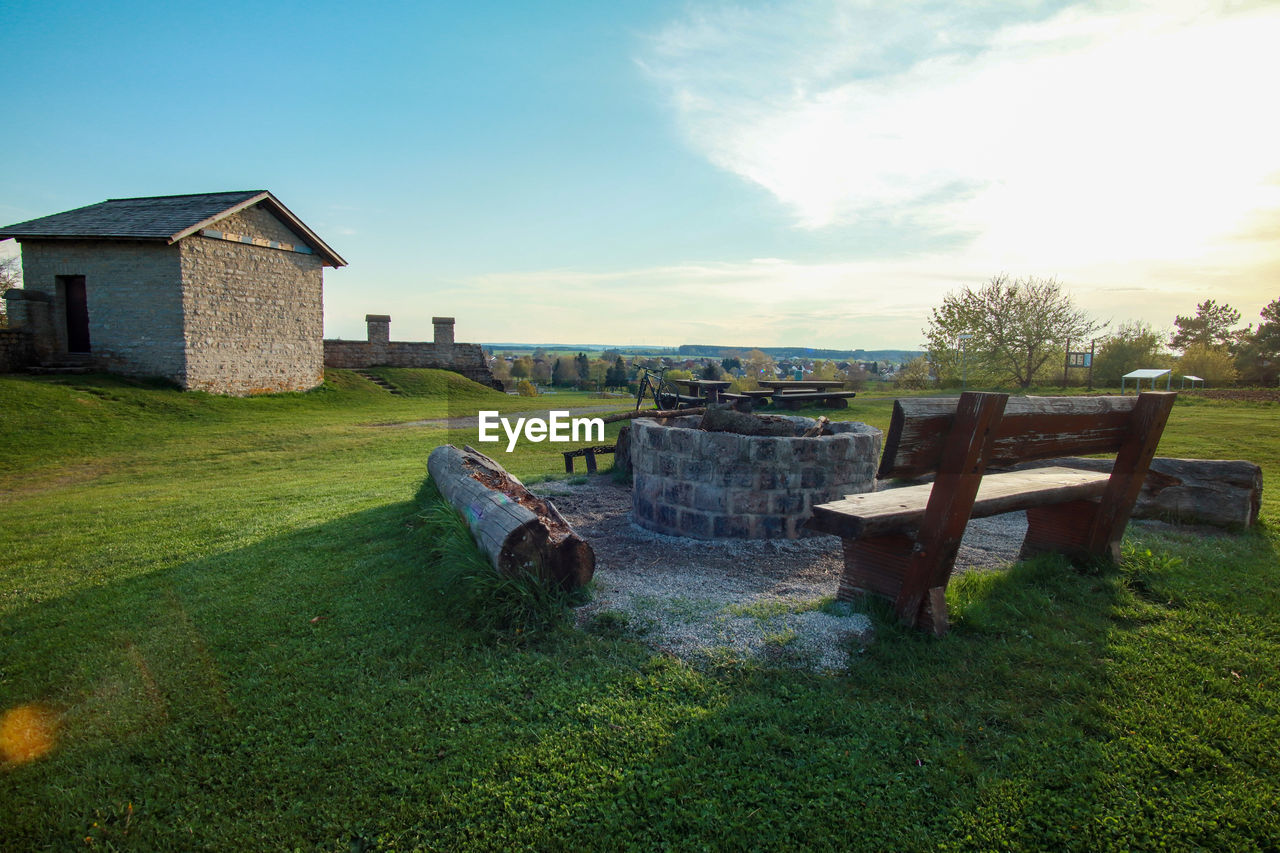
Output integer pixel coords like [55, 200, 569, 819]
[366, 314, 391, 345]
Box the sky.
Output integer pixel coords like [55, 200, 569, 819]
[2, 0, 1277, 351]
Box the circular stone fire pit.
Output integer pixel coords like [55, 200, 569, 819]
[630, 415, 881, 539]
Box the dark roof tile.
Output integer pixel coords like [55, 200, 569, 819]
[0, 191, 265, 240]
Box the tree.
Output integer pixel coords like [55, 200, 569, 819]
[742, 349, 775, 382]
[699, 361, 723, 381]
[721, 356, 741, 372]
[509, 357, 531, 379]
[1091, 321, 1169, 386]
[809, 360, 838, 380]
[843, 363, 869, 391]
[894, 356, 933, 390]
[1235, 298, 1280, 386]
[1169, 299, 1240, 352]
[574, 352, 590, 381]
[1178, 343, 1238, 386]
[0, 255, 20, 327]
[605, 356, 627, 390]
[924, 275, 1104, 388]
[552, 357, 576, 386]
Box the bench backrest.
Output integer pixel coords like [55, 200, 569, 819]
[878, 393, 1173, 479]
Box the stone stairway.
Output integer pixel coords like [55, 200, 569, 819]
[355, 369, 405, 395]
[28, 354, 95, 375]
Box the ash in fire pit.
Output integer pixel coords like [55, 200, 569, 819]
[630, 412, 881, 539]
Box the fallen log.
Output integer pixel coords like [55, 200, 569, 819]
[427, 445, 595, 589]
[699, 404, 828, 436]
[601, 406, 706, 424]
[1021, 457, 1262, 528]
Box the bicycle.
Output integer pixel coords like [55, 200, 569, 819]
[633, 367, 683, 411]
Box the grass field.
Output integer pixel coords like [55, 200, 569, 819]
[1, 370, 1277, 850]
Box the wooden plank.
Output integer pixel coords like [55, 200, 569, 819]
[893, 392, 1008, 627]
[878, 394, 1143, 479]
[807, 466, 1112, 539]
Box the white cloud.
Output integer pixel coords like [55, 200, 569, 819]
[641, 0, 1280, 269]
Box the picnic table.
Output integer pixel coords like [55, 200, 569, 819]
[670, 378, 732, 404]
[757, 379, 846, 391]
[751, 379, 857, 409]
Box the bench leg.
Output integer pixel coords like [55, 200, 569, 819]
[837, 534, 916, 601]
[837, 535, 952, 633]
[1021, 500, 1111, 562]
[564, 454, 575, 474]
[826, 397, 849, 409]
[584, 450, 598, 474]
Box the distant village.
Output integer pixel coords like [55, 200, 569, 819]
[484, 348, 900, 396]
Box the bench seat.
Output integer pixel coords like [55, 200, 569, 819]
[808, 466, 1111, 538]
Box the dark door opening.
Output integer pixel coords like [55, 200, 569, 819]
[61, 275, 91, 353]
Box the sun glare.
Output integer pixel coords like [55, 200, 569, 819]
[0, 704, 58, 766]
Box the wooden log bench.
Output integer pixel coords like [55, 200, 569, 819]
[805, 391, 1177, 635]
[772, 390, 858, 410]
[562, 444, 616, 474]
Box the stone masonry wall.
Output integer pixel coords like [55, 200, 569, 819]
[323, 340, 496, 386]
[17, 240, 187, 381]
[179, 205, 325, 394]
[631, 417, 881, 539]
[0, 328, 32, 372]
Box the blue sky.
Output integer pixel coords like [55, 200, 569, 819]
[2, 0, 1278, 349]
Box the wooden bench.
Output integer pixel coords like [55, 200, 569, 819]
[717, 392, 756, 412]
[805, 391, 1177, 635]
[772, 390, 858, 410]
[562, 444, 616, 474]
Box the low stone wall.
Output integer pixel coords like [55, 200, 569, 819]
[0, 328, 32, 373]
[631, 416, 881, 539]
[322, 340, 498, 387]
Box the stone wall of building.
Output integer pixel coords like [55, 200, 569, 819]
[631, 416, 881, 539]
[323, 315, 498, 387]
[179, 205, 325, 394]
[0, 328, 32, 373]
[16, 240, 188, 381]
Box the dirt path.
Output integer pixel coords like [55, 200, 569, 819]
[368, 403, 626, 430]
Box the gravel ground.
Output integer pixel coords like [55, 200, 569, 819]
[541, 476, 1031, 673]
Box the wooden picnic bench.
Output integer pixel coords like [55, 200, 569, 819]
[772, 390, 858, 410]
[805, 391, 1177, 635]
[562, 444, 616, 474]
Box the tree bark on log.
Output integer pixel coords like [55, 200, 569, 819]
[427, 445, 595, 589]
[698, 404, 818, 436]
[1020, 457, 1262, 528]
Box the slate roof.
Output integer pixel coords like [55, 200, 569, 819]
[0, 191, 347, 267]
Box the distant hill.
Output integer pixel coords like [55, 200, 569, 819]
[677, 344, 921, 363]
[481, 342, 922, 363]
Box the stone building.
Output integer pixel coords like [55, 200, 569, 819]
[324, 315, 499, 388]
[0, 190, 346, 394]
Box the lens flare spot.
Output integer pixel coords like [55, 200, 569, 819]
[0, 704, 58, 765]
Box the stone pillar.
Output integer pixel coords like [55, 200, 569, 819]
[365, 314, 391, 345]
[433, 316, 455, 360]
[365, 314, 390, 365]
[4, 289, 55, 361]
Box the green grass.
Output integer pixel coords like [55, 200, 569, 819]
[1, 373, 1278, 849]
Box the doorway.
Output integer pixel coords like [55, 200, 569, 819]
[59, 275, 90, 353]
